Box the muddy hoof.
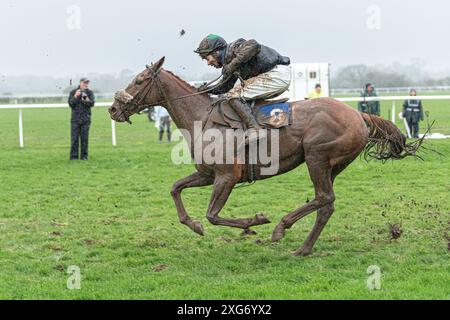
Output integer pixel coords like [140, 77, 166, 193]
[255, 213, 271, 225]
[241, 229, 257, 237]
[293, 247, 312, 256]
[192, 220, 204, 236]
[271, 223, 285, 243]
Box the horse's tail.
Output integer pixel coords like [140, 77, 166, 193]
[361, 113, 424, 161]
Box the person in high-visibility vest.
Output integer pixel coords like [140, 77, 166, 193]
[402, 89, 424, 139]
[305, 84, 325, 100]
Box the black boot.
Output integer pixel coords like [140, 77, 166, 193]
[228, 98, 266, 144]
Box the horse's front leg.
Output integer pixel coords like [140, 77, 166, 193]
[171, 172, 214, 236]
[206, 174, 271, 231]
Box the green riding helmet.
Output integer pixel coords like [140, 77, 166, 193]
[194, 34, 227, 58]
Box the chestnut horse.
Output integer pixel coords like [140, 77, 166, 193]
[109, 57, 420, 256]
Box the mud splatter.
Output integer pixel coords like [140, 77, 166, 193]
[51, 220, 68, 227]
[83, 239, 96, 246]
[48, 244, 63, 251]
[445, 230, 450, 252]
[240, 229, 257, 237]
[389, 223, 402, 240]
[153, 264, 168, 272]
[219, 236, 232, 243]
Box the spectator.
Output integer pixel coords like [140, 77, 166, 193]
[358, 83, 380, 116]
[154, 106, 171, 143]
[68, 78, 95, 160]
[402, 89, 424, 139]
[305, 84, 325, 100]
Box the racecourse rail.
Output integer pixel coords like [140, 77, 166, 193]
[1, 95, 449, 148]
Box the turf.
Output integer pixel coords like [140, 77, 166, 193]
[0, 101, 448, 300]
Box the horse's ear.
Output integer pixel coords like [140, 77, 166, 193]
[152, 56, 165, 71]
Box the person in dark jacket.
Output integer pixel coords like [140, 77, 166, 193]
[195, 34, 291, 144]
[68, 78, 95, 160]
[358, 83, 380, 116]
[402, 89, 424, 138]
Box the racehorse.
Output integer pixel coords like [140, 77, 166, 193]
[109, 57, 421, 256]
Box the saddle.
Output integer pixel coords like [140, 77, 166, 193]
[206, 97, 292, 184]
[208, 98, 292, 130]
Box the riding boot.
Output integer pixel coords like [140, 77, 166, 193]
[228, 98, 266, 145]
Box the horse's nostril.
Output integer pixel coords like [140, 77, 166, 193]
[110, 107, 117, 113]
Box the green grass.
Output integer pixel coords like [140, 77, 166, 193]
[0, 103, 448, 300]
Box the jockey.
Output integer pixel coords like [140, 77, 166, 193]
[195, 34, 291, 143]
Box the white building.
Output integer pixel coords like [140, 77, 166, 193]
[281, 63, 331, 101]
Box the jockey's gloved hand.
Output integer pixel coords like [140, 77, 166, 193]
[222, 63, 238, 80]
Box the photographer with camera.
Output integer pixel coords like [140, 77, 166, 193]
[68, 78, 95, 160]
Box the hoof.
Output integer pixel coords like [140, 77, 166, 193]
[293, 247, 312, 256]
[241, 229, 257, 237]
[271, 223, 285, 243]
[255, 213, 271, 225]
[191, 220, 204, 236]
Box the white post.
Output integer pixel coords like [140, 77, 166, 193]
[403, 117, 412, 139]
[19, 108, 24, 148]
[391, 100, 396, 123]
[111, 119, 117, 146]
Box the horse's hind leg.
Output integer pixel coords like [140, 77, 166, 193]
[293, 202, 334, 256]
[293, 162, 353, 256]
[171, 172, 214, 236]
[205, 174, 271, 230]
[272, 159, 335, 255]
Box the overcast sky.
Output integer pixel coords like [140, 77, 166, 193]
[1, 0, 449, 78]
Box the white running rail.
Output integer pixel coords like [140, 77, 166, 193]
[1, 96, 449, 148]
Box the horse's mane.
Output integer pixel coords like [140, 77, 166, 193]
[162, 69, 206, 95]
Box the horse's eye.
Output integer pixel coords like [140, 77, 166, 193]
[135, 78, 143, 85]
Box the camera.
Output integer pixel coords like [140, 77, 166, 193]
[81, 90, 88, 100]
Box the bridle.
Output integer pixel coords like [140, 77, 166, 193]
[114, 65, 224, 123]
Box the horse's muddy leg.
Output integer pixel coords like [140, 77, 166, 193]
[272, 159, 335, 256]
[171, 172, 214, 236]
[206, 174, 271, 231]
[293, 164, 349, 256]
[293, 203, 334, 256]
